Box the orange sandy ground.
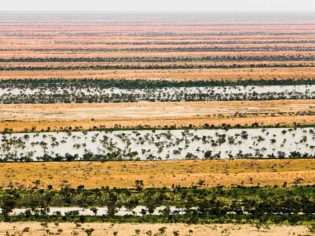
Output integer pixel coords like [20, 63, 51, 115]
[2, 60, 315, 68]
[0, 159, 314, 189]
[0, 222, 312, 236]
[2, 51, 315, 59]
[0, 100, 314, 132]
[1, 67, 315, 81]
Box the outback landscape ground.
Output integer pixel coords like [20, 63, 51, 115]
[0, 222, 312, 236]
[1, 100, 314, 132]
[0, 12, 314, 235]
[0, 160, 314, 189]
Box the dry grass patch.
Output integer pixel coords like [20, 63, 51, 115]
[0, 159, 314, 189]
[1, 67, 315, 81]
[0, 100, 314, 132]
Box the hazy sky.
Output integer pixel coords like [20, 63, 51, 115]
[1, 0, 315, 12]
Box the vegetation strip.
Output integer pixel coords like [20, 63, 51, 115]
[0, 84, 314, 104]
[1, 79, 315, 88]
[0, 186, 314, 224]
[2, 64, 315, 71]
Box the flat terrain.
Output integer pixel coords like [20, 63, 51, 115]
[0, 100, 314, 132]
[1, 159, 314, 189]
[2, 67, 315, 81]
[1, 13, 315, 229]
[1, 19, 315, 82]
[0, 222, 312, 236]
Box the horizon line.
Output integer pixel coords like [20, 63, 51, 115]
[1, 10, 315, 13]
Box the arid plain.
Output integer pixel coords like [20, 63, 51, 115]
[0, 12, 315, 235]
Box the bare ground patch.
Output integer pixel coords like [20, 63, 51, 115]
[0, 222, 312, 236]
[0, 159, 314, 189]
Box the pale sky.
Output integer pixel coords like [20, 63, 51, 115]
[1, 0, 315, 12]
